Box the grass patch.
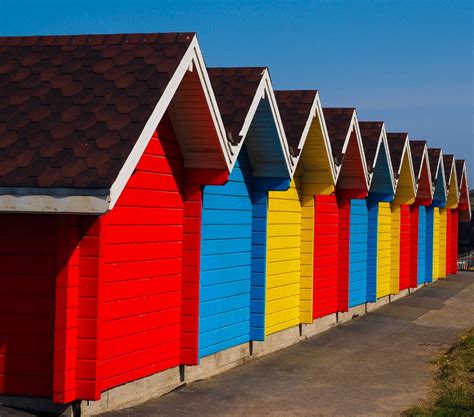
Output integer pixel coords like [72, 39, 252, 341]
[403, 328, 474, 417]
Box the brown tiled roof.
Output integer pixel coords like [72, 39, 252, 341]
[455, 160, 465, 188]
[358, 121, 383, 173]
[322, 108, 355, 165]
[443, 154, 454, 183]
[208, 67, 265, 145]
[274, 90, 317, 157]
[386, 132, 408, 175]
[409, 140, 426, 179]
[0, 32, 194, 188]
[428, 148, 441, 180]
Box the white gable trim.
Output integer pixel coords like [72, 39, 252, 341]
[109, 35, 230, 209]
[336, 110, 370, 190]
[376, 125, 396, 195]
[396, 136, 417, 197]
[291, 92, 337, 183]
[226, 68, 293, 178]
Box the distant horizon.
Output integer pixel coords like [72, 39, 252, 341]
[1, 0, 472, 187]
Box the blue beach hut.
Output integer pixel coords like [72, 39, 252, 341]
[199, 67, 293, 358]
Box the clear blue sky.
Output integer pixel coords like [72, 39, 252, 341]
[1, 0, 472, 186]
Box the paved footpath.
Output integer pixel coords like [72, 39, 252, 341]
[2, 273, 473, 417]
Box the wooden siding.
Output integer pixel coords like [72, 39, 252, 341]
[98, 115, 187, 392]
[438, 208, 447, 278]
[389, 205, 401, 294]
[409, 206, 419, 288]
[366, 202, 378, 302]
[348, 200, 368, 307]
[266, 177, 302, 335]
[399, 205, 411, 291]
[376, 202, 392, 298]
[337, 198, 351, 311]
[0, 215, 58, 398]
[313, 195, 339, 318]
[425, 207, 434, 283]
[432, 207, 440, 281]
[445, 209, 452, 275]
[417, 207, 427, 285]
[449, 210, 458, 274]
[300, 193, 314, 323]
[200, 150, 253, 357]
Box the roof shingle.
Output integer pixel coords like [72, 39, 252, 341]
[322, 108, 355, 165]
[207, 67, 266, 145]
[409, 140, 426, 178]
[0, 32, 194, 188]
[274, 90, 317, 157]
[386, 132, 409, 175]
[358, 121, 383, 172]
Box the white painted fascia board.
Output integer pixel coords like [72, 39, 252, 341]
[437, 150, 448, 201]
[338, 110, 369, 190]
[314, 93, 337, 185]
[421, 145, 434, 198]
[460, 163, 472, 218]
[448, 161, 459, 203]
[379, 125, 396, 195]
[109, 35, 231, 210]
[401, 137, 417, 198]
[288, 92, 336, 185]
[237, 68, 293, 178]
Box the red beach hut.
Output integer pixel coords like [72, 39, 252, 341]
[0, 33, 232, 404]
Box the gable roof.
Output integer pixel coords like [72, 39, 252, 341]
[455, 159, 471, 221]
[359, 121, 395, 194]
[275, 90, 335, 180]
[386, 132, 416, 200]
[410, 140, 433, 201]
[322, 108, 369, 190]
[428, 148, 447, 203]
[0, 32, 231, 213]
[208, 67, 292, 176]
[443, 154, 459, 208]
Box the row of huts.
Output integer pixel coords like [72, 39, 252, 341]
[0, 32, 471, 406]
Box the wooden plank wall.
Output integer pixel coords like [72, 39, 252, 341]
[376, 202, 392, 297]
[348, 200, 368, 307]
[417, 207, 427, 285]
[313, 195, 339, 318]
[200, 150, 253, 357]
[266, 177, 302, 335]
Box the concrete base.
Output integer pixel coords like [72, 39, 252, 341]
[389, 289, 410, 302]
[252, 325, 302, 358]
[367, 295, 390, 312]
[337, 304, 366, 323]
[1, 281, 426, 416]
[302, 313, 338, 338]
[80, 367, 181, 416]
[186, 343, 251, 383]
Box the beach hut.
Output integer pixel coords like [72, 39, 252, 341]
[409, 141, 433, 286]
[273, 91, 337, 323]
[323, 109, 369, 310]
[263, 90, 336, 334]
[439, 155, 459, 278]
[452, 160, 471, 272]
[358, 122, 395, 302]
[198, 67, 293, 357]
[0, 33, 233, 403]
[386, 133, 416, 293]
[427, 149, 447, 281]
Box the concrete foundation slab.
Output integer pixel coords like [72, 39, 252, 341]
[390, 288, 410, 302]
[301, 313, 337, 338]
[185, 343, 251, 383]
[337, 304, 366, 323]
[367, 295, 390, 312]
[252, 325, 302, 358]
